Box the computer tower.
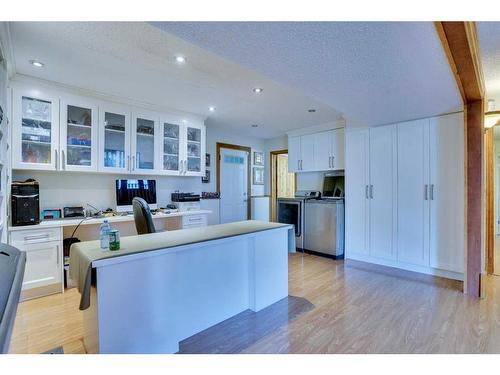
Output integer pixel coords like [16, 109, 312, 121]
[11, 180, 40, 226]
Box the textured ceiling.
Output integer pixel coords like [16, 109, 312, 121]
[477, 22, 500, 109]
[152, 22, 463, 127]
[8, 22, 341, 139]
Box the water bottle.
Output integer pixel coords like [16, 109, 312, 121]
[100, 220, 111, 250]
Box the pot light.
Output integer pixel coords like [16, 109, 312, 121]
[251, 124, 259, 128]
[208, 106, 216, 112]
[175, 55, 186, 64]
[29, 60, 44, 68]
[253, 87, 263, 94]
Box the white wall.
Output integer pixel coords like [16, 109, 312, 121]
[13, 124, 267, 212]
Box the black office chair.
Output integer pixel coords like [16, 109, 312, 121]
[132, 197, 156, 235]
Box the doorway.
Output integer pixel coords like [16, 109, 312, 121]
[216, 142, 251, 223]
[270, 150, 296, 221]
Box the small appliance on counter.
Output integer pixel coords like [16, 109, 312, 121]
[322, 170, 345, 199]
[63, 206, 86, 218]
[171, 192, 201, 212]
[41, 208, 62, 220]
[201, 192, 220, 199]
[11, 179, 40, 226]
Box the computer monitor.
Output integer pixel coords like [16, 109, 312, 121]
[115, 179, 157, 212]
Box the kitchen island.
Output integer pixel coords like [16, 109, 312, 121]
[69, 220, 294, 354]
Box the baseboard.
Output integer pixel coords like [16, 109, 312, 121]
[302, 249, 345, 260]
[20, 283, 63, 301]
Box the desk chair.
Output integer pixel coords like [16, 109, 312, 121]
[132, 197, 156, 235]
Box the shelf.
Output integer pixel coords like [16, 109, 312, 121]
[187, 140, 201, 144]
[137, 133, 154, 138]
[164, 153, 179, 157]
[22, 117, 51, 123]
[105, 128, 125, 134]
[68, 123, 92, 129]
[22, 139, 51, 146]
[163, 136, 179, 141]
[67, 144, 92, 149]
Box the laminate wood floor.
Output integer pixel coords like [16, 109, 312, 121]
[9, 253, 500, 354]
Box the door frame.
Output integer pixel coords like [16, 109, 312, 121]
[216, 142, 252, 220]
[269, 149, 291, 222]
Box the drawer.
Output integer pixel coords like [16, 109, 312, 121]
[182, 214, 207, 227]
[10, 227, 62, 246]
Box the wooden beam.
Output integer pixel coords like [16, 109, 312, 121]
[436, 22, 485, 297]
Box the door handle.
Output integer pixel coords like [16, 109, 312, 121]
[328, 156, 331, 168]
[126, 155, 130, 171]
[332, 156, 335, 168]
[62, 150, 66, 170]
[424, 184, 428, 200]
[300, 160, 303, 170]
[132, 155, 135, 171]
[370, 185, 373, 199]
[55, 149, 59, 169]
[430, 184, 434, 200]
[298, 160, 300, 170]
[365, 185, 369, 199]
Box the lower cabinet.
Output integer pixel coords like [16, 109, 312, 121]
[345, 112, 465, 280]
[181, 214, 208, 229]
[9, 227, 63, 300]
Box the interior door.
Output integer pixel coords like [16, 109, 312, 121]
[99, 104, 131, 173]
[131, 111, 159, 174]
[12, 88, 60, 171]
[60, 96, 98, 172]
[300, 134, 316, 171]
[429, 112, 465, 272]
[220, 148, 248, 223]
[369, 125, 396, 260]
[397, 119, 430, 266]
[288, 136, 301, 172]
[345, 129, 369, 256]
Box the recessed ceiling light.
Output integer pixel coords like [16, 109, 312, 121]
[175, 55, 186, 64]
[29, 60, 44, 68]
[251, 124, 259, 128]
[253, 88, 263, 94]
[308, 109, 316, 113]
[208, 106, 216, 112]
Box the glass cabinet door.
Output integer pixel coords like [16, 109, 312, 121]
[133, 115, 156, 172]
[15, 94, 59, 170]
[162, 122, 180, 174]
[100, 106, 130, 172]
[60, 98, 98, 171]
[186, 126, 202, 173]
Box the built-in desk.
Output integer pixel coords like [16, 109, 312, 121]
[8, 210, 211, 300]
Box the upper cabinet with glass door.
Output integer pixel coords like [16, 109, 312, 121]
[60, 96, 98, 172]
[161, 118, 182, 175]
[182, 122, 205, 176]
[99, 104, 131, 173]
[131, 111, 160, 174]
[12, 87, 60, 170]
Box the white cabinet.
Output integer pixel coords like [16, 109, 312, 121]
[288, 127, 345, 172]
[345, 125, 396, 261]
[161, 118, 182, 175]
[12, 87, 60, 170]
[183, 123, 205, 176]
[99, 103, 131, 173]
[182, 213, 208, 228]
[397, 119, 430, 266]
[10, 227, 63, 299]
[346, 113, 465, 279]
[60, 95, 99, 172]
[132, 110, 160, 174]
[429, 113, 465, 273]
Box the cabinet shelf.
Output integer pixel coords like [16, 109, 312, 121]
[67, 144, 92, 149]
[22, 139, 51, 146]
[137, 133, 154, 138]
[68, 123, 91, 129]
[105, 128, 125, 134]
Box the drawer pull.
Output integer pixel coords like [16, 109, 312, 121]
[24, 234, 50, 241]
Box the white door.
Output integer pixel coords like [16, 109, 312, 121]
[300, 134, 316, 171]
[220, 148, 248, 223]
[21, 241, 62, 290]
[314, 131, 331, 171]
[345, 129, 370, 256]
[12, 87, 60, 170]
[131, 110, 160, 174]
[60, 95, 98, 172]
[369, 125, 396, 260]
[288, 136, 301, 172]
[429, 112, 465, 272]
[397, 119, 430, 266]
[331, 128, 345, 170]
[99, 103, 131, 173]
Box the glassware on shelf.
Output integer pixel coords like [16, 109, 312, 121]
[187, 127, 201, 142]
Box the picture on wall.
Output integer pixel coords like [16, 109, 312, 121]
[253, 167, 264, 185]
[253, 151, 264, 166]
[202, 170, 210, 183]
[205, 153, 211, 167]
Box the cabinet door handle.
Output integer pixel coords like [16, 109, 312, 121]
[24, 233, 50, 241]
[127, 155, 130, 171]
[328, 156, 331, 168]
[132, 155, 135, 171]
[62, 150, 66, 170]
[430, 184, 434, 200]
[332, 156, 335, 168]
[56, 245, 60, 266]
[300, 160, 303, 170]
[297, 160, 300, 170]
[370, 185, 373, 199]
[365, 185, 369, 199]
[424, 184, 428, 200]
[55, 150, 59, 169]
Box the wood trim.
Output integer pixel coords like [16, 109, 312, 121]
[216, 142, 252, 220]
[269, 149, 289, 222]
[485, 127, 495, 275]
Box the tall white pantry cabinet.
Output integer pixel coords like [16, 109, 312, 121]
[345, 112, 465, 280]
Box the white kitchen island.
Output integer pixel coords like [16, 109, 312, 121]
[70, 221, 293, 354]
